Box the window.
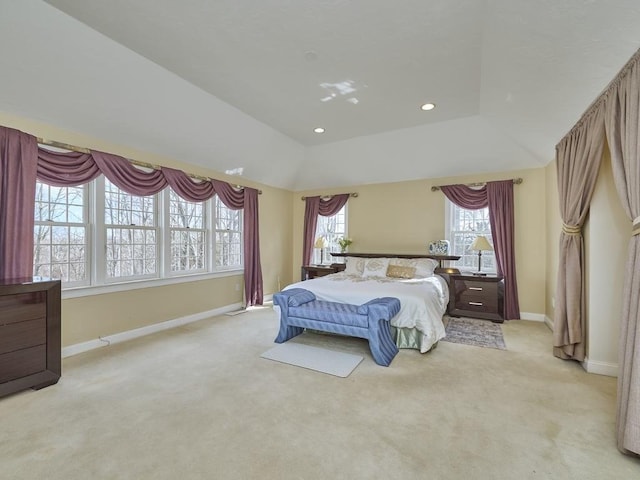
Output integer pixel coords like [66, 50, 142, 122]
[33, 182, 88, 286]
[33, 177, 243, 290]
[214, 197, 242, 269]
[104, 179, 158, 280]
[314, 205, 347, 264]
[168, 190, 207, 274]
[446, 201, 496, 273]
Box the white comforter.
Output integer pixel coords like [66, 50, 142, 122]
[283, 272, 448, 352]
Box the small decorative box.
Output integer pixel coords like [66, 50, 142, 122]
[428, 240, 450, 255]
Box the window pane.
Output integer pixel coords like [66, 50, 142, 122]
[169, 191, 207, 273]
[104, 180, 158, 280]
[33, 181, 87, 285]
[104, 179, 155, 227]
[448, 203, 495, 273]
[215, 197, 242, 268]
[313, 205, 346, 264]
[106, 227, 157, 279]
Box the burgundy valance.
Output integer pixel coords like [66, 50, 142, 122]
[2, 126, 263, 305]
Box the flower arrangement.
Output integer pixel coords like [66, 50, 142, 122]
[337, 237, 353, 253]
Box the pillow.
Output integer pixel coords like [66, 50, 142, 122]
[386, 264, 417, 279]
[388, 257, 439, 277]
[413, 258, 439, 277]
[362, 258, 390, 278]
[286, 289, 316, 306]
[344, 257, 365, 276]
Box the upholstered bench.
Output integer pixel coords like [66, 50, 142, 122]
[273, 288, 401, 366]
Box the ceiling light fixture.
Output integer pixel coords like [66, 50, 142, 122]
[421, 103, 436, 111]
[313, 127, 325, 134]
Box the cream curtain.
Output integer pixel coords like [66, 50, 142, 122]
[553, 110, 605, 361]
[604, 53, 640, 456]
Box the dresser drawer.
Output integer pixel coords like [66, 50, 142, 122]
[0, 292, 46, 325]
[0, 345, 47, 384]
[0, 318, 47, 355]
[452, 279, 498, 297]
[453, 297, 500, 315]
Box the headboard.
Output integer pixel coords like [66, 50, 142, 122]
[329, 252, 460, 274]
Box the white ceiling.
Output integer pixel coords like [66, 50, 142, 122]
[2, 1, 640, 190]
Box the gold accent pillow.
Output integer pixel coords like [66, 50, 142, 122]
[386, 264, 417, 279]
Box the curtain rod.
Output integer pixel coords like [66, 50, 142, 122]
[559, 46, 640, 143]
[300, 192, 358, 201]
[36, 137, 262, 194]
[430, 177, 523, 192]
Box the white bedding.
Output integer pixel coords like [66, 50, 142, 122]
[284, 272, 449, 352]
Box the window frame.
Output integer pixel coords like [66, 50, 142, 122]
[313, 205, 347, 265]
[445, 200, 496, 274]
[214, 196, 243, 271]
[33, 182, 91, 287]
[165, 189, 209, 277]
[34, 176, 244, 297]
[101, 177, 160, 283]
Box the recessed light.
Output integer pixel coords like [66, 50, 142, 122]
[421, 103, 436, 111]
[313, 127, 325, 134]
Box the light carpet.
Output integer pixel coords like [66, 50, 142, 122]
[442, 316, 506, 350]
[261, 342, 363, 377]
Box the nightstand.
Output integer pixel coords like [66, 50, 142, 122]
[301, 264, 345, 281]
[448, 274, 505, 323]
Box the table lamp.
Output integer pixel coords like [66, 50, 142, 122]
[314, 236, 326, 264]
[470, 235, 493, 275]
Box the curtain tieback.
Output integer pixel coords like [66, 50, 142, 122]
[562, 223, 582, 235]
[632, 216, 640, 237]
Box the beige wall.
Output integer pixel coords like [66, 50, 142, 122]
[544, 159, 560, 321]
[585, 148, 629, 369]
[292, 168, 548, 316]
[0, 112, 294, 347]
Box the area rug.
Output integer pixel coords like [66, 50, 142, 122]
[441, 317, 506, 350]
[261, 342, 363, 377]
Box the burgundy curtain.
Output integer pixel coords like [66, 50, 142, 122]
[303, 197, 321, 266]
[487, 181, 520, 319]
[0, 127, 38, 279]
[302, 194, 350, 265]
[3, 127, 263, 305]
[162, 167, 215, 201]
[211, 179, 264, 305]
[91, 150, 168, 196]
[37, 149, 99, 186]
[441, 182, 520, 319]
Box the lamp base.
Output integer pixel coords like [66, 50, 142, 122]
[472, 272, 488, 276]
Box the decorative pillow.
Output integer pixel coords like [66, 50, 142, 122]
[388, 258, 439, 277]
[286, 289, 316, 306]
[388, 258, 413, 268]
[413, 258, 439, 277]
[344, 257, 365, 276]
[362, 258, 390, 278]
[386, 264, 417, 279]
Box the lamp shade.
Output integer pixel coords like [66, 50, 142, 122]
[314, 236, 326, 249]
[470, 235, 493, 252]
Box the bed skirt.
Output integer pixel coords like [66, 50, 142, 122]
[391, 326, 437, 353]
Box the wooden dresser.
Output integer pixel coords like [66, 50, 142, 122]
[448, 274, 505, 323]
[0, 278, 61, 398]
[301, 264, 345, 281]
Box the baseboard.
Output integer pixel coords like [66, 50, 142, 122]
[582, 357, 619, 377]
[519, 312, 545, 322]
[62, 302, 243, 358]
[544, 315, 554, 331]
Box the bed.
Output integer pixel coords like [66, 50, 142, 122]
[282, 254, 457, 353]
